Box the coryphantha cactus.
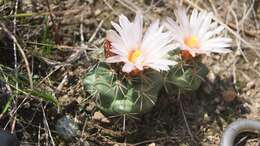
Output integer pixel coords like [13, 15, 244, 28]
[165, 62, 208, 91]
[83, 63, 162, 115]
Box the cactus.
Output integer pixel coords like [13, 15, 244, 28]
[165, 62, 208, 91]
[83, 63, 163, 115]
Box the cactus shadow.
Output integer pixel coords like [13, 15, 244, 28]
[124, 75, 250, 146]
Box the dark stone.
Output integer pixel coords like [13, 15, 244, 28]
[0, 30, 15, 67]
[55, 115, 78, 140]
[0, 130, 19, 146]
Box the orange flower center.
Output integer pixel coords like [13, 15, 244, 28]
[184, 36, 199, 48]
[128, 49, 142, 63]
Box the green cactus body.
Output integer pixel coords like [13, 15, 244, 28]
[83, 63, 162, 115]
[166, 62, 208, 91]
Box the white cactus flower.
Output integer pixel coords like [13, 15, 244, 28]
[164, 7, 232, 59]
[105, 14, 177, 73]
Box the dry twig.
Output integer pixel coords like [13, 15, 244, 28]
[0, 22, 33, 89]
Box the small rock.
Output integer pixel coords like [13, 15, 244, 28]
[0, 130, 18, 146]
[213, 55, 220, 60]
[203, 113, 210, 122]
[222, 89, 237, 102]
[253, 59, 259, 67]
[215, 108, 220, 114]
[212, 64, 221, 74]
[86, 102, 95, 112]
[148, 143, 156, 146]
[237, 103, 251, 115]
[214, 97, 220, 103]
[92, 111, 110, 123]
[246, 80, 256, 90]
[207, 71, 216, 83]
[217, 105, 225, 111]
[55, 115, 78, 140]
[94, 9, 101, 16]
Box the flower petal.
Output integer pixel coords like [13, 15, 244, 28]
[105, 55, 124, 63]
[122, 63, 135, 73]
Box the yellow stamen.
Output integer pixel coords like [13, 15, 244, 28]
[128, 49, 142, 63]
[184, 36, 199, 48]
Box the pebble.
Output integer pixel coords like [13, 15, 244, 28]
[94, 9, 101, 16]
[204, 113, 210, 122]
[222, 89, 237, 102]
[207, 71, 216, 83]
[86, 102, 95, 112]
[246, 80, 256, 90]
[214, 97, 220, 103]
[92, 111, 110, 123]
[55, 115, 79, 140]
[253, 59, 259, 67]
[148, 143, 156, 146]
[212, 64, 221, 74]
[0, 130, 18, 146]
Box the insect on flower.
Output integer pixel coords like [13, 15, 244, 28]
[164, 7, 232, 60]
[105, 14, 177, 73]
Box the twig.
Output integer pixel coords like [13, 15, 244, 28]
[4, 96, 29, 130]
[79, 13, 90, 61]
[41, 103, 55, 146]
[0, 22, 33, 89]
[144, 0, 163, 13]
[123, 114, 126, 131]
[116, 0, 140, 13]
[80, 118, 88, 140]
[103, 0, 115, 11]
[239, 0, 255, 26]
[37, 65, 62, 86]
[10, 0, 19, 134]
[44, 0, 60, 44]
[57, 74, 68, 91]
[80, 14, 85, 46]
[230, 6, 249, 62]
[38, 124, 41, 146]
[88, 19, 104, 43]
[25, 41, 95, 51]
[178, 89, 196, 144]
[13, 0, 18, 86]
[208, 0, 218, 16]
[0, 8, 89, 19]
[228, 23, 260, 37]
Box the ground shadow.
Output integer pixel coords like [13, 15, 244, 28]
[119, 75, 251, 146]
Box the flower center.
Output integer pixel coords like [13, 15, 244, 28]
[184, 36, 199, 48]
[128, 49, 142, 63]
